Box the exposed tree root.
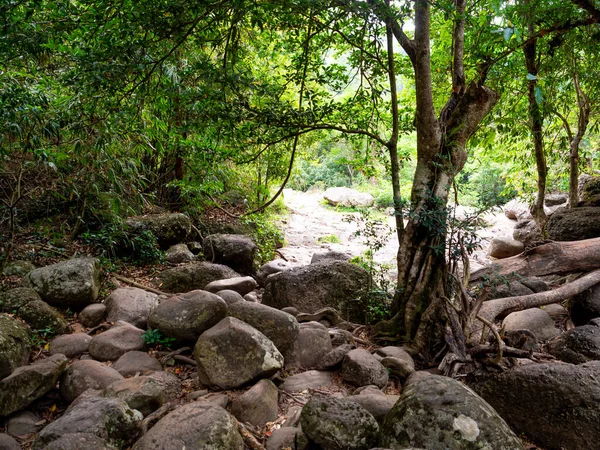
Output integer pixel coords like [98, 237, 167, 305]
[113, 274, 167, 296]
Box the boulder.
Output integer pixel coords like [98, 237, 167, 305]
[341, 348, 389, 389]
[545, 193, 568, 207]
[487, 237, 524, 259]
[2, 260, 36, 276]
[346, 390, 399, 424]
[0, 354, 68, 417]
[301, 395, 379, 450]
[547, 320, 600, 364]
[203, 234, 258, 275]
[0, 288, 69, 335]
[380, 375, 524, 450]
[379, 357, 415, 382]
[0, 314, 30, 379]
[59, 359, 124, 403]
[502, 308, 560, 342]
[89, 321, 145, 361]
[279, 370, 335, 393]
[230, 379, 279, 427]
[103, 371, 181, 417]
[512, 219, 542, 245]
[330, 328, 354, 347]
[578, 174, 600, 205]
[228, 301, 300, 353]
[316, 343, 355, 370]
[38, 433, 114, 450]
[503, 199, 531, 221]
[569, 283, 600, 326]
[215, 289, 245, 305]
[5, 411, 42, 437]
[474, 361, 600, 450]
[547, 207, 600, 241]
[25, 257, 101, 310]
[34, 395, 143, 449]
[0, 434, 20, 450]
[79, 303, 106, 328]
[194, 317, 284, 389]
[311, 250, 351, 265]
[132, 402, 243, 450]
[283, 321, 332, 369]
[105, 287, 158, 329]
[155, 262, 240, 293]
[148, 290, 228, 342]
[266, 427, 310, 450]
[262, 261, 370, 323]
[488, 281, 534, 300]
[165, 243, 195, 263]
[49, 333, 92, 358]
[126, 213, 191, 249]
[520, 276, 550, 293]
[112, 351, 162, 377]
[204, 276, 259, 296]
[373, 346, 415, 369]
[256, 260, 292, 286]
[323, 187, 375, 208]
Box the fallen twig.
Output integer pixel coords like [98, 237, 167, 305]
[86, 322, 111, 335]
[113, 274, 166, 296]
[236, 421, 266, 450]
[280, 390, 307, 405]
[158, 347, 191, 365]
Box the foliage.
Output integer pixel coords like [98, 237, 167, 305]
[141, 329, 176, 349]
[29, 327, 56, 348]
[240, 213, 286, 265]
[317, 234, 341, 244]
[80, 223, 163, 266]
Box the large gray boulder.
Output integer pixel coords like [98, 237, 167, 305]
[341, 348, 389, 389]
[132, 402, 243, 450]
[474, 361, 600, 450]
[89, 321, 146, 361]
[547, 207, 600, 241]
[578, 174, 600, 205]
[34, 395, 143, 449]
[126, 213, 191, 249]
[60, 360, 124, 403]
[0, 314, 30, 379]
[346, 387, 399, 424]
[155, 262, 240, 293]
[323, 187, 375, 208]
[105, 287, 158, 329]
[194, 317, 283, 389]
[380, 375, 524, 450]
[49, 333, 92, 358]
[283, 321, 332, 369]
[262, 261, 370, 323]
[148, 290, 228, 342]
[256, 260, 292, 286]
[228, 301, 299, 352]
[547, 320, 600, 364]
[25, 257, 101, 310]
[112, 351, 162, 377]
[502, 308, 560, 342]
[487, 237, 524, 259]
[0, 287, 68, 334]
[0, 354, 68, 417]
[203, 234, 258, 275]
[512, 218, 542, 246]
[301, 395, 379, 450]
[165, 243, 195, 263]
[230, 379, 279, 427]
[103, 371, 181, 417]
[569, 283, 600, 326]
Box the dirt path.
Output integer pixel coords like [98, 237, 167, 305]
[277, 188, 517, 273]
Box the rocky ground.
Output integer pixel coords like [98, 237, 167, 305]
[2, 188, 600, 449]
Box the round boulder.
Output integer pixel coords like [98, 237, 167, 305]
[487, 237, 524, 259]
[59, 359, 124, 403]
[105, 287, 158, 329]
[148, 290, 228, 342]
[323, 187, 375, 208]
[89, 322, 145, 361]
[380, 375, 524, 450]
[547, 320, 600, 364]
[300, 395, 379, 450]
[49, 333, 92, 358]
[0, 314, 31, 379]
[341, 348, 389, 389]
[132, 402, 243, 450]
[502, 308, 560, 342]
[165, 244, 195, 264]
[194, 317, 283, 389]
[203, 234, 258, 275]
[126, 213, 191, 249]
[569, 283, 600, 326]
[24, 257, 100, 310]
[155, 262, 240, 293]
[228, 301, 299, 353]
[547, 207, 600, 241]
[283, 321, 332, 369]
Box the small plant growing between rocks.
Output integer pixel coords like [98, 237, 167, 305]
[317, 234, 342, 244]
[141, 328, 176, 349]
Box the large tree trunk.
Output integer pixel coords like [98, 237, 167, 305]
[373, 0, 498, 358]
[471, 237, 600, 280]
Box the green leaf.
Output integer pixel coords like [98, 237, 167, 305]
[534, 86, 543, 105]
[503, 28, 514, 41]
